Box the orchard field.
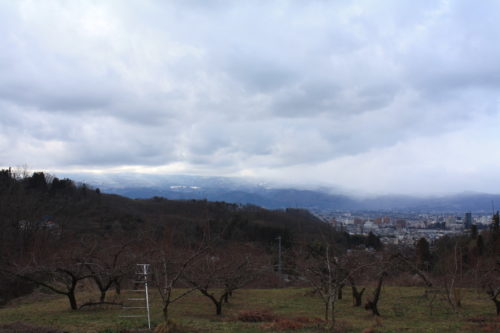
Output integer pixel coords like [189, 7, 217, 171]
[0, 287, 498, 333]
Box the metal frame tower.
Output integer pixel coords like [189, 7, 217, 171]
[120, 264, 151, 329]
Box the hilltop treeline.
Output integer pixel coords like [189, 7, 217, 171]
[0, 168, 386, 247]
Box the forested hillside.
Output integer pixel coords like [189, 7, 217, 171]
[0, 169, 380, 306]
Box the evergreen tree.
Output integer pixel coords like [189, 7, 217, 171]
[365, 232, 382, 250]
[415, 237, 431, 270]
[470, 224, 478, 239]
[476, 235, 484, 256]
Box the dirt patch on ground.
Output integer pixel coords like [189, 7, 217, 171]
[465, 316, 500, 332]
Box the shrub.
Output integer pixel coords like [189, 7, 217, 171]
[261, 319, 304, 331]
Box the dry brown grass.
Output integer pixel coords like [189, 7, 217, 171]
[260, 316, 324, 331]
[0, 322, 67, 333]
[465, 315, 500, 332]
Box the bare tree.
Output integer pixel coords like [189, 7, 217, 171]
[391, 250, 433, 288]
[302, 243, 343, 324]
[486, 285, 500, 315]
[348, 275, 365, 307]
[152, 244, 207, 322]
[480, 258, 500, 315]
[78, 237, 135, 308]
[344, 249, 374, 307]
[9, 238, 93, 310]
[299, 243, 375, 327]
[364, 271, 387, 316]
[438, 242, 465, 312]
[184, 243, 263, 316]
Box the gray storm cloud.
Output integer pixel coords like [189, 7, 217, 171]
[0, 0, 499, 194]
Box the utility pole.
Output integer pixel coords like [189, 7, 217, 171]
[277, 236, 282, 277]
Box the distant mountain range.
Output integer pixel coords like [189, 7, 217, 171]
[64, 173, 500, 213]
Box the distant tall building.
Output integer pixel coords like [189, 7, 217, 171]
[465, 212, 472, 229]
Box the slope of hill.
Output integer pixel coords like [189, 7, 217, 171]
[0, 170, 338, 246]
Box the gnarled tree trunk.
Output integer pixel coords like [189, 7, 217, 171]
[365, 272, 387, 316]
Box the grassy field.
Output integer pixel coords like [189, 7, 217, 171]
[0, 286, 498, 332]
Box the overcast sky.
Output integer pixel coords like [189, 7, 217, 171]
[1, 0, 500, 195]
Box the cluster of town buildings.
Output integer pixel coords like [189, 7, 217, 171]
[313, 210, 494, 245]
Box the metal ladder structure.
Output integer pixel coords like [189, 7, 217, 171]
[120, 264, 151, 329]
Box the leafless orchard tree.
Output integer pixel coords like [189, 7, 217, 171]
[299, 242, 378, 327]
[183, 243, 265, 316]
[150, 239, 207, 322]
[364, 270, 388, 316]
[344, 250, 370, 307]
[486, 285, 500, 315]
[480, 258, 500, 315]
[348, 275, 365, 307]
[8, 237, 94, 310]
[78, 237, 136, 308]
[441, 242, 466, 312]
[392, 242, 469, 315]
